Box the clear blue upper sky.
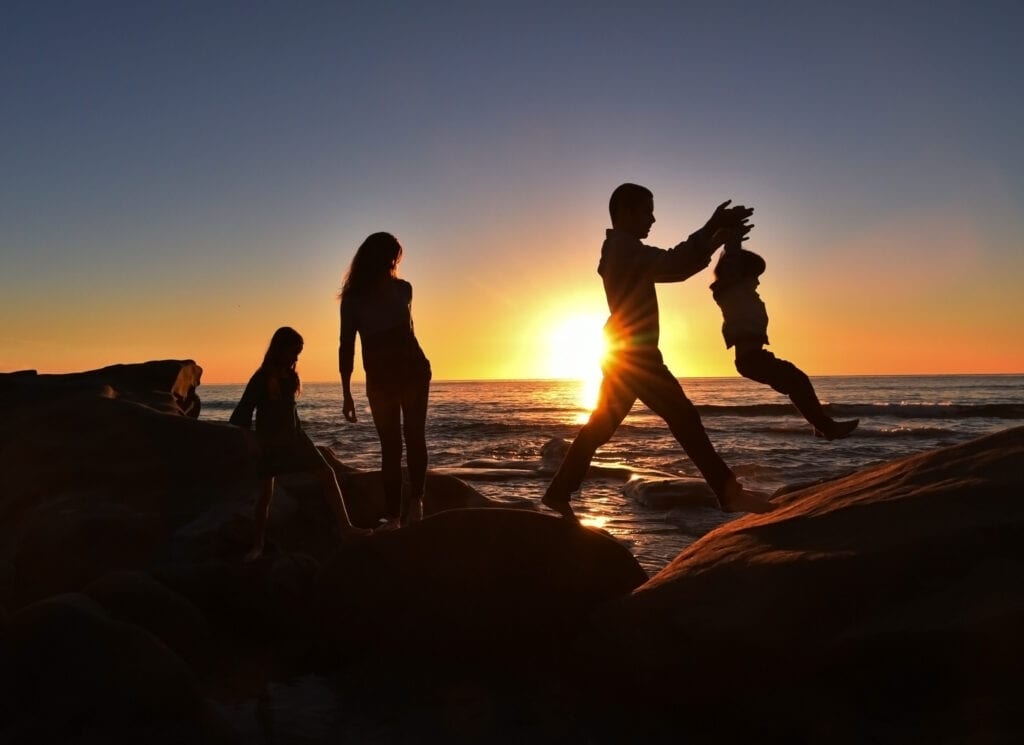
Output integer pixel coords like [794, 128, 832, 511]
[3, 1, 1022, 381]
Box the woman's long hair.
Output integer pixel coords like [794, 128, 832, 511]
[341, 232, 402, 298]
[261, 326, 302, 397]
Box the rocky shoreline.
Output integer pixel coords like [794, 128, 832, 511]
[2, 361, 1022, 743]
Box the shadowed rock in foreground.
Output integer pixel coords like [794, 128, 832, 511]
[0, 361, 646, 742]
[315, 508, 648, 665]
[587, 425, 1024, 742]
[2, 361, 1023, 743]
[0, 361, 529, 605]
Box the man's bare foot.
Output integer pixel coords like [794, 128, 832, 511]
[719, 481, 776, 514]
[541, 492, 579, 522]
[244, 545, 264, 563]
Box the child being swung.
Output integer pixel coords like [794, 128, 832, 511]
[231, 326, 368, 561]
[711, 239, 858, 440]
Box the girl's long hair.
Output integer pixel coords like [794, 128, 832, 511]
[340, 232, 402, 298]
[261, 326, 302, 397]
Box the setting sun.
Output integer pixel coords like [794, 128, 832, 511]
[545, 313, 608, 412]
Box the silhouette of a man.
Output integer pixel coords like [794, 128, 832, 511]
[542, 183, 775, 519]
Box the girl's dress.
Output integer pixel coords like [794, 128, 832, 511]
[230, 368, 325, 477]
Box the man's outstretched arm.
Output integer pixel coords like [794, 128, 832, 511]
[652, 200, 753, 282]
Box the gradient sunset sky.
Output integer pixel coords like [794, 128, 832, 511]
[3, 1, 1022, 384]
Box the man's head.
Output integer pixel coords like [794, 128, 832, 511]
[609, 183, 655, 239]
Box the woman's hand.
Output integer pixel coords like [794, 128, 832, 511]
[343, 394, 357, 423]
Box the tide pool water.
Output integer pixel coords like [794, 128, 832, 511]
[201, 374, 1023, 573]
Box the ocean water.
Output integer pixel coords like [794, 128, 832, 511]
[201, 374, 1024, 574]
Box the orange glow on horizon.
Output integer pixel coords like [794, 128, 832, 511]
[544, 312, 608, 414]
[0, 259, 1019, 389]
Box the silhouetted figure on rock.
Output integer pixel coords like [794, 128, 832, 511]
[231, 326, 368, 561]
[340, 233, 432, 527]
[711, 236, 858, 440]
[542, 183, 776, 521]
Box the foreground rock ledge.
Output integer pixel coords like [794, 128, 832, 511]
[586, 425, 1024, 742]
[3, 361, 1022, 742]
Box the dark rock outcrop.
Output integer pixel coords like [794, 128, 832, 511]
[83, 570, 214, 674]
[586, 425, 1024, 742]
[0, 361, 652, 741]
[622, 475, 717, 509]
[0, 395, 255, 604]
[315, 508, 648, 666]
[0, 593, 233, 744]
[0, 360, 203, 416]
[339, 467, 531, 521]
[6, 360, 1023, 743]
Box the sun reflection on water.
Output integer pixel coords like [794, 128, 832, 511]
[572, 375, 601, 424]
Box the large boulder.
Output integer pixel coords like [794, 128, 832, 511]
[0, 361, 241, 517]
[0, 362, 285, 607]
[83, 570, 214, 675]
[622, 475, 716, 509]
[0, 394, 252, 513]
[314, 508, 648, 667]
[13, 495, 166, 603]
[317, 446, 533, 527]
[0, 593, 234, 744]
[307, 510, 648, 741]
[587, 425, 1024, 742]
[0, 394, 256, 605]
[336, 468, 527, 524]
[0, 558, 17, 610]
[0, 360, 203, 417]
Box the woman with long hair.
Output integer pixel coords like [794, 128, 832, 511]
[231, 326, 367, 560]
[340, 233, 432, 526]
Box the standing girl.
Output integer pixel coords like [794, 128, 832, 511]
[339, 233, 432, 526]
[232, 326, 367, 561]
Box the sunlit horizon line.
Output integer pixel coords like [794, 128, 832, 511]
[6, 366, 1022, 384]
[197, 370, 1024, 386]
